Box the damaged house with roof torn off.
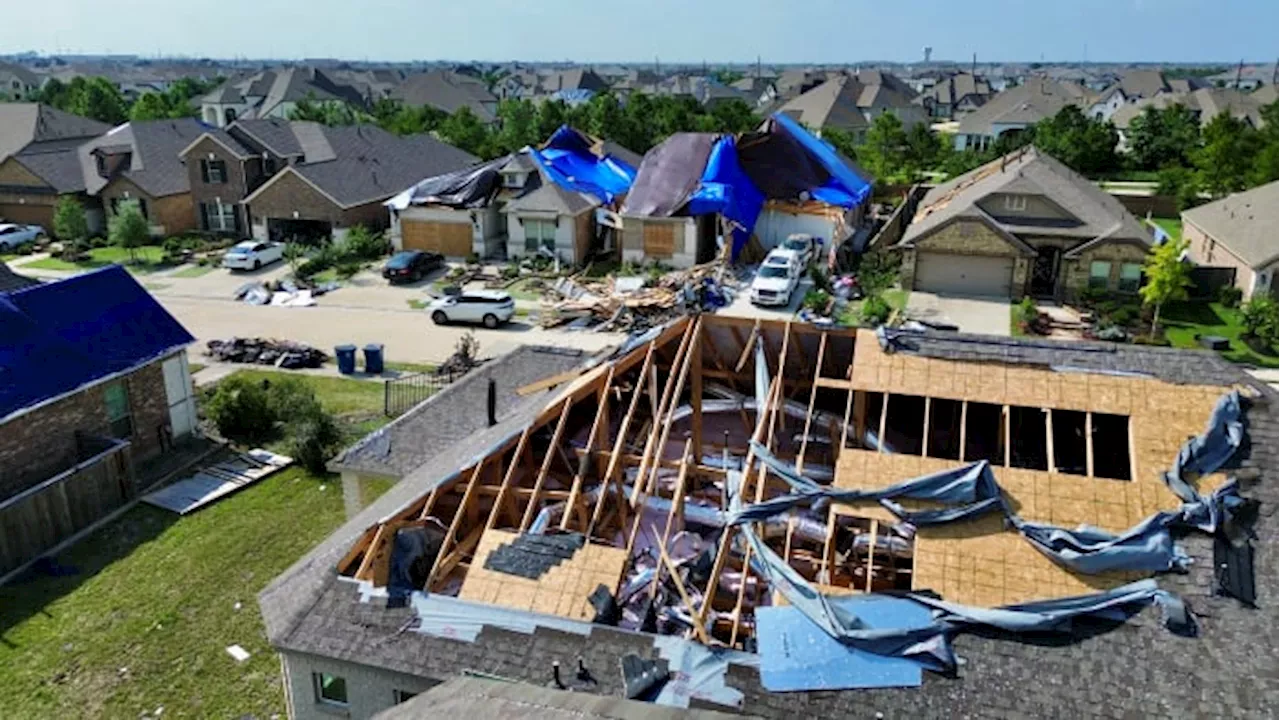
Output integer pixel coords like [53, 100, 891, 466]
[261, 316, 1276, 720]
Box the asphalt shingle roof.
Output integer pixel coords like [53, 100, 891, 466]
[1181, 181, 1280, 268]
[390, 70, 498, 122]
[0, 103, 108, 162]
[954, 80, 1090, 136]
[259, 330, 1279, 719]
[12, 139, 94, 193]
[78, 118, 211, 198]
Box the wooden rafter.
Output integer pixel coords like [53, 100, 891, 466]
[426, 459, 488, 589]
[733, 320, 759, 372]
[585, 343, 655, 536]
[519, 397, 574, 532]
[649, 439, 693, 599]
[796, 333, 828, 474]
[559, 366, 616, 532]
[630, 319, 696, 506]
[485, 428, 532, 532]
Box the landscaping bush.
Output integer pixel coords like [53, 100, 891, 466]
[286, 410, 343, 474]
[1133, 333, 1172, 346]
[855, 251, 900, 296]
[12, 241, 35, 256]
[500, 264, 520, 280]
[205, 375, 275, 442]
[57, 238, 91, 261]
[1074, 284, 1108, 309]
[803, 289, 832, 314]
[335, 260, 362, 279]
[809, 266, 833, 294]
[340, 225, 389, 262]
[861, 293, 892, 326]
[1241, 295, 1279, 351]
[1216, 285, 1244, 309]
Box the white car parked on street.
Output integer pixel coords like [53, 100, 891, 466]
[750, 251, 802, 307]
[427, 289, 516, 328]
[222, 240, 285, 270]
[0, 223, 45, 249]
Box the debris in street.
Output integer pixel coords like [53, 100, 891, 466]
[537, 261, 738, 332]
[205, 338, 327, 369]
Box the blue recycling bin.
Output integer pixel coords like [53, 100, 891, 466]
[334, 344, 357, 375]
[363, 343, 385, 375]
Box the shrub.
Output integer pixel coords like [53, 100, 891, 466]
[13, 241, 35, 256]
[1108, 305, 1138, 327]
[1216, 285, 1244, 308]
[809, 266, 832, 293]
[285, 410, 343, 474]
[52, 195, 88, 243]
[856, 251, 900, 297]
[500, 264, 520, 280]
[1241, 295, 1279, 350]
[340, 225, 389, 262]
[89, 236, 110, 248]
[1133, 333, 1172, 346]
[1017, 296, 1038, 322]
[861, 293, 892, 326]
[803, 289, 832, 313]
[205, 376, 275, 442]
[1075, 284, 1108, 308]
[335, 260, 362, 279]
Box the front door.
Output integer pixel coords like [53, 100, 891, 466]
[1031, 246, 1061, 297]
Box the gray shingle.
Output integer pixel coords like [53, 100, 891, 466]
[1181, 181, 1278, 268]
[0, 103, 108, 162]
[78, 118, 211, 198]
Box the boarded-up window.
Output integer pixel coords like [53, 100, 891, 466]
[643, 222, 676, 257]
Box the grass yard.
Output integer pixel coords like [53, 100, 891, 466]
[1150, 218, 1182, 245]
[0, 467, 346, 718]
[23, 246, 168, 273]
[187, 363, 206, 375]
[169, 264, 216, 278]
[835, 288, 909, 326]
[384, 361, 436, 375]
[1162, 301, 1278, 368]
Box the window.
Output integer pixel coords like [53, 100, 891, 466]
[1089, 261, 1112, 289]
[1002, 195, 1028, 212]
[502, 171, 525, 188]
[264, 156, 277, 175]
[393, 689, 418, 704]
[202, 201, 237, 232]
[313, 673, 348, 707]
[523, 218, 556, 254]
[1118, 263, 1142, 293]
[111, 197, 149, 220]
[104, 382, 133, 439]
[200, 159, 227, 184]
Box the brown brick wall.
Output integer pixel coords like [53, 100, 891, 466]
[0, 358, 174, 499]
[0, 156, 58, 230]
[1063, 240, 1150, 298]
[101, 177, 196, 237]
[184, 136, 250, 235]
[247, 170, 389, 233]
[901, 218, 1027, 294]
[1184, 219, 1254, 294]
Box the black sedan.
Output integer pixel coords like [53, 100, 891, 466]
[382, 250, 443, 283]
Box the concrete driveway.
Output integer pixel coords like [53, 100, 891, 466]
[905, 292, 1011, 336]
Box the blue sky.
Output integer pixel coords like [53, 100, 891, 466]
[12, 0, 1279, 63]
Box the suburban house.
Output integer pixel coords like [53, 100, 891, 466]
[1251, 83, 1277, 105]
[0, 103, 108, 232]
[77, 118, 208, 236]
[776, 71, 926, 138]
[0, 266, 196, 578]
[1086, 70, 1208, 121]
[199, 67, 369, 128]
[388, 127, 640, 262]
[894, 146, 1152, 300]
[388, 70, 499, 123]
[1182, 181, 1279, 297]
[0, 62, 41, 101]
[951, 79, 1091, 151]
[259, 313, 1274, 720]
[1111, 87, 1268, 150]
[1206, 64, 1278, 91]
[236, 123, 477, 243]
[915, 72, 993, 119]
[729, 75, 780, 108]
[621, 113, 873, 267]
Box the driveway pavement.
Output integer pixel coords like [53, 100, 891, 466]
[905, 292, 1012, 336]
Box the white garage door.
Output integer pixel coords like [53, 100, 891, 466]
[914, 252, 1014, 297]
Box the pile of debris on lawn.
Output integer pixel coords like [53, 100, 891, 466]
[205, 338, 328, 369]
[537, 261, 738, 332]
[233, 277, 341, 308]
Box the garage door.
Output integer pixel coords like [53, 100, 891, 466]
[402, 220, 472, 257]
[914, 252, 1014, 297]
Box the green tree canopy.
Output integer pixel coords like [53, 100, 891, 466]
[108, 199, 150, 263]
[1031, 106, 1119, 176]
[437, 106, 493, 158]
[1138, 237, 1193, 334]
[52, 195, 88, 242]
[1194, 111, 1262, 197]
[1127, 104, 1201, 171]
[859, 113, 909, 181]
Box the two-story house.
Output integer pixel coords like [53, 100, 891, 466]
[0, 62, 40, 101]
[198, 67, 369, 129]
[180, 119, 477, 243]
[776, 71, 926, 139]
[0, 103, 108, 233]
[915, 72, 994, 119]
[77, 118, 207, 236]
[895, 146, 1153, 301]
[952, 79, 1091, 152]
[1086, 70, 1209, 122]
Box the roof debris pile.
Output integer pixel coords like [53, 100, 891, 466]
[205, 337, 327, 369]
[537, 262, 738, 332]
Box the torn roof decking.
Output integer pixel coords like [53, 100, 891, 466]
[329, 317, 1253, 645]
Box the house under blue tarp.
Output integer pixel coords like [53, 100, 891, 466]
[527, 126, 638, 205]
[0, 265, 194, 421]
[622, 113, 874, 259]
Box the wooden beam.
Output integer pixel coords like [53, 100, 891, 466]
[428, 524, 485, 592]
[519, 398, 574, 532]
[1085, 411, 1095, 477]
[1044, 408, 1056, 473]
[650, 440, 692, 599]
[585, 344, 655, 536]
[729, 542, 754, 648]
[921, 396, 932, 458]
[338, 525, 378, 576]
[354, 521, 393, 582]
[559, 366, 615, 531]
[428, 459, 487, 588]
[654, 526, 711, 644]
[631, 319, 696, 506]
[517, 368, 585, 396]
[691, 326, 704, 461]
[878, 394, 890, 453]
[864, 519, 878, 592]
[796, 333, 828, 474]
[959, 400, 969, 462]
[814, 376, 855, 390]
[1003, 405, 1011, 468]
[485, 427, 532, 532]
[733, 320, 760, 373]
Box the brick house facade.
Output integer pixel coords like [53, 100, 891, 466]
[0, 156, 60, 229]
[0, 357, 173, 500]
[182, 135, 267, 235]
[100, 176, 196, 237]
[247, 170, 389, 242]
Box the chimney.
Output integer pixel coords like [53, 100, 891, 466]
[487, 379, 497, 427]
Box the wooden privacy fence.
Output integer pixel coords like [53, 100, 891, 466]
[0, 436, 134, 577]
[384, 369, 464, 417]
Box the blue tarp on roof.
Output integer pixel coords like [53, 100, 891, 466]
[687, 136, 765, 256]
[0, 265, 194, 420]
[528, 126, 638, 204]
[771, 112, 873, 209]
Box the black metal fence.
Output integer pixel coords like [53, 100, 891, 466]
[384, 369, 464, 417]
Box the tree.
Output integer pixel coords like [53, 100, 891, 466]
[1194, 112, 1259, 197]
[1031, 106, 1119, 176]
[52, 195, 88, 242]
[1240, 295, 1279, 352]
[108, 199, 150, 263]
[64, 77, 129, 124]
[860, 112, 909, 181]
[493, 98, 540, 154]
[534, 99, 570, 142]
[1138, 238, 1193, 334]
[1156, 165, 1203, 210]
[437, 106, 493, 158]
[128, 92, 175, 121]
[288, 94, 370, 126]
[902, 122, 945, 180]
[1248, 101, 1279, 187]
[1126, 104, 1201, 171]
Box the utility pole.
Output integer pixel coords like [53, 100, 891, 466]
[756, 55, 762, 79]
[971, 52, 976, 76]
[1235, 59, 1243, 89]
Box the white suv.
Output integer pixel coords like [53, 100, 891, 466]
[427, 290, 516, 328]
[750, 251, 801, 307]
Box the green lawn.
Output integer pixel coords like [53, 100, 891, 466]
[835, 288, 909, 326]
[504, 277, 549, 301]
[169, 264, 216, 278]
[213, 369, 386, 418]
[407, 298, 430, 310]
[1162, 301, 1278, 367]
[187, 363, 206, 375]
[23, 246, 168, 273]
[1150, 218, 1182, 244]
[384, 361, 436, 374]
[0, 466, 345, 718]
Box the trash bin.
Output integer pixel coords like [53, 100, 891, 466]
[334, 344, 357, 375]
[363, 343, 385, 375]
